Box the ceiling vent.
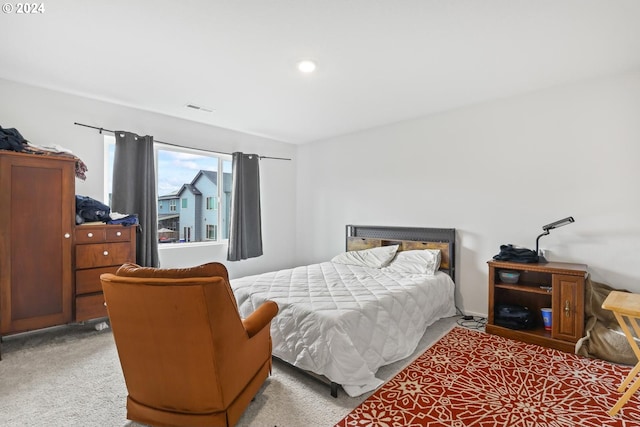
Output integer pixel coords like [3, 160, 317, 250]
[185, 104, 215, 113]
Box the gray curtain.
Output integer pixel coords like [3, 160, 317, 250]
[227, 152, 263, 261]
[112, 131, 159, 267]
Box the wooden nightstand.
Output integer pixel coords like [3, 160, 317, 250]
[486, 260, 587, 353]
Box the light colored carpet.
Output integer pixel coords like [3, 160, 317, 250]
[0, 316, 464, 427]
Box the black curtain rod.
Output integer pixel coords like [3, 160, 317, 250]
[73, 122, 292, 161]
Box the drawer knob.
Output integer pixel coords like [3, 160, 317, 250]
[116, 231, 122, 236]
[64, 233, 71, 239]
[88, 232, 94, 238]
[103, 251, 109, 256]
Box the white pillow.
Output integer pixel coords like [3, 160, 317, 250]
[331, 245, 399, 269]
[385, 249, 441, 275]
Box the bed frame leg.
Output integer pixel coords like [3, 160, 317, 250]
[330, 382, 339, 398]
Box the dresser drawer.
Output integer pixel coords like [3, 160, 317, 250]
[76, 227, 106, 244]
[76, 242, 133, 269]
[76, 266, 119, 295]
[106, 226, 134, 242]
[76, 294, 108, 322]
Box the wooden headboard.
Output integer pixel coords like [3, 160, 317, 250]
[346, 225, 456, 281]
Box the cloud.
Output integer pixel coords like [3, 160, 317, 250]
[157, 149, 219, 194]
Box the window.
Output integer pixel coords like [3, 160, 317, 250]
[206, 224, 217, 240]
[206, 196, 218, 210]
[104, 136, 232, 245]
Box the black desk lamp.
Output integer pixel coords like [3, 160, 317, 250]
[535, 216, 575, 263]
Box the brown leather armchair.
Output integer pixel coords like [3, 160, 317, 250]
[100, 262, 278, 427]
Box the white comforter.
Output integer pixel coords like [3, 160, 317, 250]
[230, 261, 456, 396]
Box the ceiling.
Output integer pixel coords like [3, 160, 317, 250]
[2, 0, 640, 144]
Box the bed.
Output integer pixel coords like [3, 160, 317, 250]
[230, 225, 457, 397]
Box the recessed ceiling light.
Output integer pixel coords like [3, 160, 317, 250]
[297, 60, 317, 73]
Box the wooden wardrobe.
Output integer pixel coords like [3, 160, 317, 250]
[0, 151, 76, 336]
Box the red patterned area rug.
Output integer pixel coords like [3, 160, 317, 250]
[335, 327, 640, 427]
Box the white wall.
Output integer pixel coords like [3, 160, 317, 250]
[296, 71, 640, 316]
[0, 78, 297, 279]
[4, 72, 640, 316]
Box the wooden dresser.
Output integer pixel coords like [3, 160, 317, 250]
[75, 224, 136, 321]
[0, 151, 138, 359]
